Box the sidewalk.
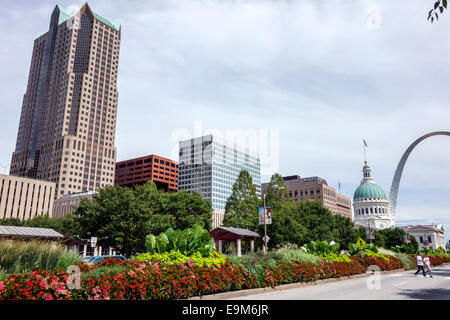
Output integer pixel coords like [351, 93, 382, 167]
[188, 268, 408, 300]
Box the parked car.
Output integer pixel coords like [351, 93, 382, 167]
[88, 255, 126, 264]
[82, 256, 96, 263]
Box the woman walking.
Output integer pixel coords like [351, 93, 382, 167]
[423, 253, 433, 278]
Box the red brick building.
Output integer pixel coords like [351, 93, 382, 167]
[115, 155, 178, 192]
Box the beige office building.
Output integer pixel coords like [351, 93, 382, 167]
[52, 191, 96, 218]
[261, 175, 352, 219]
[0, 174, 55, 220]
[10, 4, 120, 199]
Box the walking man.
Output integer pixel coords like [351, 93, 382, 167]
[423, 253, 433, 278]
[414, 252, 426, 277]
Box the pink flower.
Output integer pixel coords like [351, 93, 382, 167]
[44, 294, 53, 300]
[0, 282, 4, 291]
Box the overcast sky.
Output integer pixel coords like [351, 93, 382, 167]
[0, 0, 449, 240]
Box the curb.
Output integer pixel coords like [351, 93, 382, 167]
[188, 268, 408, 300]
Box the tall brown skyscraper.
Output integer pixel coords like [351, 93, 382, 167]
[10, 3, 120, 198]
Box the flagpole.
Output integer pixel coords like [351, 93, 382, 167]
[363, 140, 367, 164]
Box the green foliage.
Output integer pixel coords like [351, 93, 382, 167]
[0, 240, 82, 274]
[75, 181, 212, 257]
[348, 243, 360, 256]
[391, 243, 416, 255]
[356, 238, 366, 251]
[275, 248, 322, 264]
[303, 240, 349, 262]
[264, 173, 291, 209]
[0, 268, 7, 282]
[378, 248, 415, 270]
[144, 224, 215, 257]
[134, 250, 226, 268]
[223, 170, 261, 231]
[319, 252, 351, 263]
[364, 249, 389, 261]
[296, 201, 338, 244]
[304, 240, 340, 255]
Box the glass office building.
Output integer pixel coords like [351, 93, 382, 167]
[178, 135, 261, 228]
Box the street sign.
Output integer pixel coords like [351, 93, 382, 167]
[90, 237, 97, 248]
[262, 235, 270, 243]
[259, 207, 272, 225]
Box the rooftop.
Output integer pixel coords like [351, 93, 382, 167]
[0, 226, 64, 239]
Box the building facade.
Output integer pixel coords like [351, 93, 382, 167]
[115, 155, 178, 192]
[353, 162, 394, 229]
[399, 224, 446, 250]
[0, 174, 55, 220]
[52, 191, 96, 218]
[10, 4, 120, 198]
[261, 175, 352, 219]
[178, 135, 261, 228]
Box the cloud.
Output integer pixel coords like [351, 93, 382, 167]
[0, 0, 449, 239]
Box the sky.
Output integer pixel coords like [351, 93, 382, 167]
[0, 0, 449, 241]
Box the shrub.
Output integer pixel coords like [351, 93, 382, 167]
[0, 240, 82, 274]
[275, 248, 322, 264]
[134, 250, 226, 268]
[145, 224, 215, 257]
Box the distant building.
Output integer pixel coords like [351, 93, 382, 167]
[399, 224, 446, 250]
[353, 161, 394, 229]
[115, 155, 178, 192]
[52, 191, 97, 218]
[261, 175, 352, 219]
[178, 135, 261, 228]
[0, 174, 55, 220]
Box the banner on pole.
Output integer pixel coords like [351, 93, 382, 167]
[259, 207, 272, 225]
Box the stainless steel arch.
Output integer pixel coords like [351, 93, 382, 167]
[389, 131, 450, 218]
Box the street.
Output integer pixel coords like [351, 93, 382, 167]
[228, 264, 450, 300]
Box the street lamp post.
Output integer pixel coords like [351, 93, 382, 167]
[263, 193, 268, 253]
[262, 184, 285, 253]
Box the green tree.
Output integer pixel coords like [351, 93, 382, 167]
[75, 185, 152, 257]
[264, 202, 306, 248]
[149, 190, 212, 232]
[223, 170, 261, 231]
[264, 173, 291, 209]
[0, 218, 24, 226]
[74, 181, 213, 257]
[296, 200, 337, 244]
[334, 215, 359, 247]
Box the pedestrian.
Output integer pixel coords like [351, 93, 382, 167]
[423, 253, 433, 278]
[414, 252, 426, 277]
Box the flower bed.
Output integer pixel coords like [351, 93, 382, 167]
[1, 251, 449, 300]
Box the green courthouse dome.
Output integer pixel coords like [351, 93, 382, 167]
[353, 182, 387, 200]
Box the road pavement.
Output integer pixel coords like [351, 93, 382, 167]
[227, 264, 450, 300]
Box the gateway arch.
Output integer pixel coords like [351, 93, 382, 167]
[389, 131, 450, 219]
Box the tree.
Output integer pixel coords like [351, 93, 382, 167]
[264, 173, 291, 209]
[74, 181, 213, 257]
[149, 190, 212, 232]
[296, 200, 338, 245]
[223, 170, 261, 231]
[0, 218, 24, 226]
[428, 0, 447, 23]
[376, 227, 418, 252]
[334, 215, 359, 247]
[264, 202, 306, 248]
[75, 185, 153, 257]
